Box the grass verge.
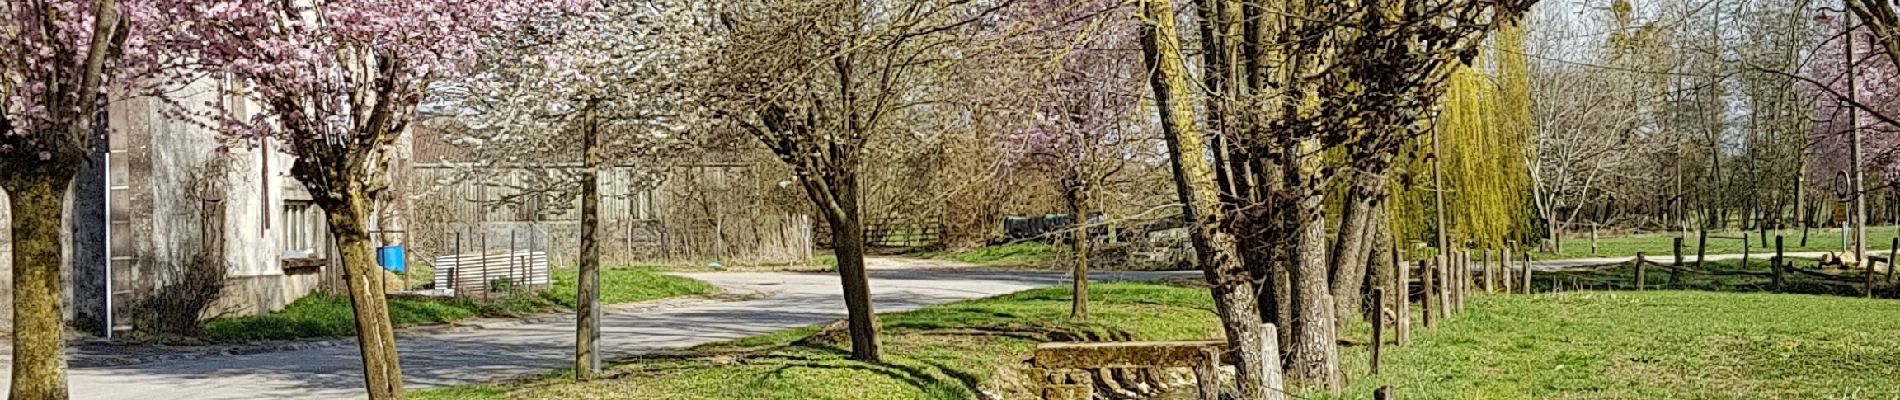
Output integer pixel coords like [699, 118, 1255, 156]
[922, 242, 1064, 268]
[417, 281, 1900, 399]
[1536, 226, 1900, 260]
[1332, 291, 1900, 399]
[413, 282, 1220, 400]
[201, 267, 714, 343]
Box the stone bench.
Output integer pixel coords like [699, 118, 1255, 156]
[1029, 324, 1284, 400]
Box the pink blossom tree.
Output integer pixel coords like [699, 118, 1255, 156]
[1806, 12, 1900, 192]
[1, 1, 164, 397]
[981, 0, 1146, 321]
[151, 1, 590, 397]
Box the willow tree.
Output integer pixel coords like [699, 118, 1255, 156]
[1438, 49, 1537, 248]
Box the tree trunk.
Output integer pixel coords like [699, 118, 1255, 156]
[809, 170, 882, 362]
[6, 173, 74, 400]
[1330, 170, 1388, 325]
[1065, 184, 1090, 321]
[575, 106, 603, 380]
[322, 194, 405, 400]
[1285, 138, 1342, 392]
[1140, 4, 1275, 396]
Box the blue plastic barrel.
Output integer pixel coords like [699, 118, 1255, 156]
[376, 245, 407, 273]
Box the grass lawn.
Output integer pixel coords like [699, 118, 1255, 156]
[543, 266, 717, 308]
[920, 242, 1064, 268]
[1535, 226, 1900, 260]
[415, 280, 1900, 400]
[1530, 258, 1900, 298]
[413, 282, 1221, 400]
[201, 267, 713, 342]
[1332, 291, 1900, 399]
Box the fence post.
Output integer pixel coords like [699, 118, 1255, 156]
[453, 232, 463, 295]
[1371, 288, 1384, 376]
[1394, 245, 1411, 345]
[1773, 235, 1785, 290]
[1422, 255, 1436, 329]
[1690, 229, 1706, 287]
[1635, 252, 1647, 291]
[1521, 250, 1532, 294]
[1742, 233, 1750, 269]
[1453, 251, 1466, 314]
[1889, 237, 1897, 285]
[1503, 245, 1516, 292]
[1258, 323, 1288, 400]
[1435, 254, 1449, 321]
[1671, 236, 1683, 290]
[1483, 248, 1495, 294]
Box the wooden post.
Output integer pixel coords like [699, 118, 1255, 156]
[1258, 323, 1288, 400]
[1521, 250, 1532, 294]
[1371, 288, 1384, 376]
[1501, 246, 1513, 293]
[1394, 246, 1410, 345]
[1423, 255, 1437, 328]
[1877, 237, 1892, 284]
[1635, 252, 1647, 291]
[1690, 229, 1706, 287]
[1503, 245, 1516, 292]
[1742, 233, 1750, 269]
[1435, 254, 1449, 321]
[1461, 250, 1471, 308]
[1671, 236, 1684, 289]
[1483, 248, 1495, 294]
[1773, 235, 1785, 290]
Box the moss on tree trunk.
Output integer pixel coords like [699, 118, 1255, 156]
[7, 174, 73, 400]
[322, 195, 405, 399]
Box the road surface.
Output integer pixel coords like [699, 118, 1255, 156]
[0, 258, 1190, 400]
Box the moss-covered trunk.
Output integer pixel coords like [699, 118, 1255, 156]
[6, 173, 74, 400]
[1140, 3, 1276, 396]
[1285, 139, 1341, 391]
[321, 194, 405, 399]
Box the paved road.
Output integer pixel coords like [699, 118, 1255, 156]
[1, 259, 1190, 400]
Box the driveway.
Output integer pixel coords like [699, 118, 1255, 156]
[0, 258, 1191, 400]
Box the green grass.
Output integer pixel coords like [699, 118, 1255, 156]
[416, 279, 1900, 400]
[1331, 291, 1900, 399]
[413, 282, 1221, 400]
[200, 294, 551, 342]
[1530, 258, 1900, 298]
[923, 242, 1064, 267]
[201, 267, 714, 343]
[1537, 226, 1900, 260]
[543, 266, 718, 308]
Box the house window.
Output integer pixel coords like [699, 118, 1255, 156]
[282, 201, 325, 258]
